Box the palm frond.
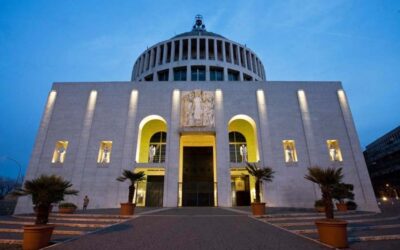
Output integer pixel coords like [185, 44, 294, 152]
[245, 162, 275, 182]
[304, 166, 343, 188]
[12, 175, 78, 205]
[116, 170, 145, 184]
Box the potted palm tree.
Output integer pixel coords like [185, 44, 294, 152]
[116, 170, 145, 215]
[246, 162, 274, 216]
[304, 167, 348, 248]
[13, 175, 78, 250]
[332, 183, 354, 212]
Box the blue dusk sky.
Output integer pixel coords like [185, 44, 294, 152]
[0, 0, 399, 179]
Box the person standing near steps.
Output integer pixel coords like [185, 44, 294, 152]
[83, 195, 89, 211]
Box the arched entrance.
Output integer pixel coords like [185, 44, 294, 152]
[228, 115, 261, 206]
[134, 115, 168, 207]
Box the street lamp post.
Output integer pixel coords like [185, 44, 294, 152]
[0, 156, 22, 187]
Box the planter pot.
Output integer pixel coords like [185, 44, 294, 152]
[315, 206, 325, 213]
[336, 203, 348, 212]
[315, 219, 348, 248]
[251, 202, 266, 216]
[120, 203, 135, 215]
[58, 207, 76, 214]
[23, 224, 55, 250]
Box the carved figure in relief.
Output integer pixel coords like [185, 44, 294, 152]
[240, 144, 248, 162]
[149, 145, 156, 163]
[329, 144, 338, 161]
[193, 90, 202, 123]
[102, 146, 110, 163]
[181, 90, 215, 127]
[285, 145, 294, 162]
[56, 147, 66, 163]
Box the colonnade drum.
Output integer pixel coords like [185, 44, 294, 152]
[132, 19, 265, 82]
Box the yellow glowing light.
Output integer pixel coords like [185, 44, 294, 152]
[228, 115, 259, 162]
[88, 90, 97, 110]
[128, 90, 138, 115]
[173, 89, 180, 109]
[326, 140, 343, 162]
[52, 141, 68, 163]
[135, 115, 168, 163]
[282, 140, 298, 163]
[297, 89, 309, 113]
[48, 90, 57, 105]
[382, 196, 388, 201]
[256, 89, 265, 106]
[97, 141, 113, 164]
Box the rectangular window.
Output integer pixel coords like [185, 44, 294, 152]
[199, 39, 206, 59]
[225, 42, 231, 63]
[174, 40, 180, 61]
[191, 38, 197, 59]
[217, 40, 223, 61]
[191, 66, 205, 81]
[182, 39, 188, 60]
[282, 140, 298, 163]
[327, 140, 343, 162]
[210, 67, 224, 81]
[144, 74, 153, 81]
[208, 39, 215, 60]
[228, 69, 239, 81]
[173, 67, 187, 81]
[243, 74, 253, 81]
[52, 141, 68, 164]
[166, 42, 171, 63]
[157, 70, 169, 81]
[98, 141, 113, 164]
[158, 44, 164, 65]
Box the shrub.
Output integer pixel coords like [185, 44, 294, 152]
[346, 200, 357, 210]
[59, 202, 77, 209]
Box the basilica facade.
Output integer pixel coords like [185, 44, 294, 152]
[15, 16, 379, 213]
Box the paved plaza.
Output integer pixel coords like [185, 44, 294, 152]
[0, 202, 400, 249]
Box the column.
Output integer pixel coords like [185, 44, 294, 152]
[171, 41, 176, 62]
[205, 38, 209, 61]
[214, 39, 217, 61]
[117, 90, 139, 205]
[196, 38, 200, 60]
[179, 39, 183, 61]
[229, 43, 234, 64]
[162, 43, 167, 64]
[222, 41, 226, 62]
[71, 90, 98, 203]
[164, 89, 181, 206]
[297, 90, 319, 199]
[215, 89, 231, 206]
[237, 46, 242, 66]
[188, 39, 192, 60]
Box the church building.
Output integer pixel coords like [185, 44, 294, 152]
[15, 16, 379, 213]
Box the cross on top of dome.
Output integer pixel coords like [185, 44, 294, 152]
[192, 15, 206, 31]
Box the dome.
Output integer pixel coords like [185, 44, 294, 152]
[132, 15, 266, 82]
[173, 31, 225, 39]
